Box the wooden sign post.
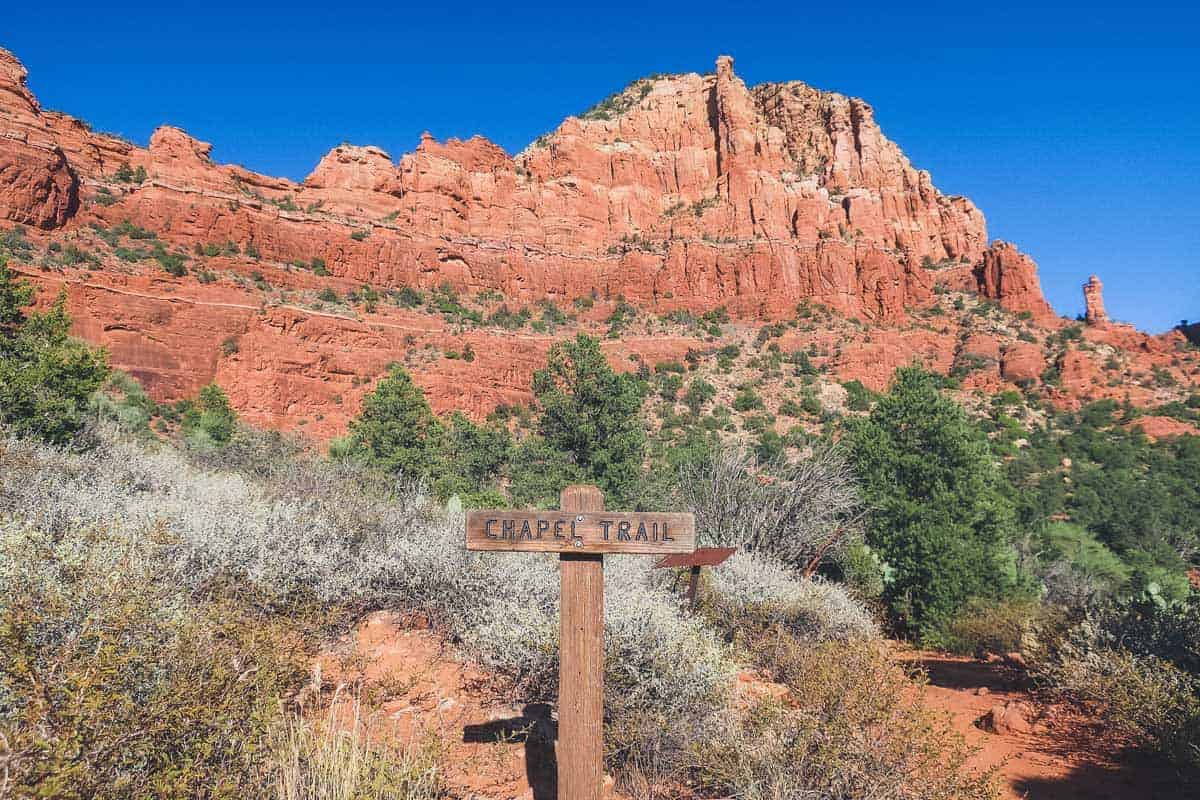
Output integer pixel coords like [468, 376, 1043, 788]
[466, 486, 695, 800]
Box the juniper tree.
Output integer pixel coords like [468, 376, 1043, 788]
[0, 260, 109, 444]
[532, 333, 646, 506]
[849, 366, 1023, 639]
[347, 364, 442, 480]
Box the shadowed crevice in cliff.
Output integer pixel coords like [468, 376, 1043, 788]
[706, 79, 723, 183]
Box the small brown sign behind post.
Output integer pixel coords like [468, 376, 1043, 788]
[465, 487, 695, 800]
[654, 546, 737, 607]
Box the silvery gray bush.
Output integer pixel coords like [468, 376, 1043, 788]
[0, 430, 737, 738]
[0, 426, 884, 786]
[708, 550, 879, 641]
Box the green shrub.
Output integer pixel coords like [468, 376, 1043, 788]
[391, 286, 423, 308]
[733, 386, 763, 412]
[538, 300, 568, 328]
[0, 264, 109, 444]
[800, 392, 822, 416]
[180, 383, 238, 447]
[604, 297, 637, 336]
[791, 349, 818, 375]
[937, 597, 1047, 657]
[657, 372, 683, 403]
[88, 370, 156, 434]
[113, 245, 151, 262]
[154, 245, 188, 277]
[1048, 641, 1200, 766]
[842, 379, 875, 411]
[486, 304, 530, 330]
[683, 379, 716, 414]
[1038, 522, 1132, 607]
[426, 283, 481, 325]
[755, 428, 785, 461]
[61, 245, 100, 267]
[579, 78, 655, 121]
[778, 399, 803, 417]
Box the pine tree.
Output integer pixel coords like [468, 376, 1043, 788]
[850, 366, 1021, 638]
[348, 364, 442, 478]
[0, 260, 109, 444]
[532, 333, 645, 505]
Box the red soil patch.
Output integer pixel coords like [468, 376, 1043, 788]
[899, 649, 1188, 799]
[315, 615, 1188, 799]
[315, 611, 620, 800]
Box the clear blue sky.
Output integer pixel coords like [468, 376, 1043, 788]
[5, 2, 1197, 331]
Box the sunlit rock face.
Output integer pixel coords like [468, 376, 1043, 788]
[3, 47, 1194, 436]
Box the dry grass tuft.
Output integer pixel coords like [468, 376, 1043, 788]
[695, 639, 1001, 800]
[271, 689, 446, 800]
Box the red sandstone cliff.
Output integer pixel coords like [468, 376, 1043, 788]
[1, 50, 1018, 318]
[0, 48, 1194, 435]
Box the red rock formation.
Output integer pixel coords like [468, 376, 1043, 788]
[305, 144, 402, 194]
[1, 48, 1012, 321]
[0, 51, 79, 227]
[1000, 342, 1045, 384]
[974, 242, 1056, 322]
[1083, 275, 1108, 325]
[0, 46, 1194, 435]
[0, 137, 78, 228]
[1129, 416, 1200, 441]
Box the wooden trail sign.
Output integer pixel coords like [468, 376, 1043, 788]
[465, 510, 695, 554]
[654, 546, 737, 607]
[465, 486, 695, 800]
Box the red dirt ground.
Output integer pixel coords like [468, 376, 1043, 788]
[315, 612, 581, 800]
[900, 650, 1190, 799]
[316, 614, 1189, 799]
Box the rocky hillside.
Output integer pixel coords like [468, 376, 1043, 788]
[1, 47, 1195, 436]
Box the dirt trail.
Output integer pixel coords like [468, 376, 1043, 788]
[317, 614, 1184, 799]
[899, 650, 1185, 799]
